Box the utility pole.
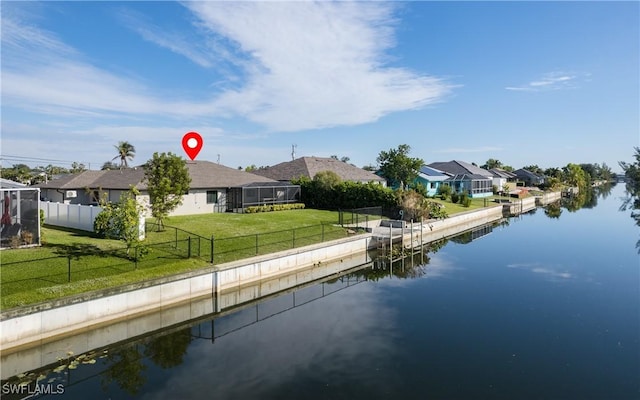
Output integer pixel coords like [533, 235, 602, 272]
[291, 144, 297, 160]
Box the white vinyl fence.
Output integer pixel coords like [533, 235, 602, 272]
[40, 202, 102, 232]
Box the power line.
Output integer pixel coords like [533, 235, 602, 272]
[0, 155, 91, 168]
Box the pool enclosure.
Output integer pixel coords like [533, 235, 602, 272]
[225, 182, 301, 212]
[0, 188, 41, 249]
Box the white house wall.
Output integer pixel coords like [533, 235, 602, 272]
[136, 190, 227, 218]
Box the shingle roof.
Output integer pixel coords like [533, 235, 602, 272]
[513, 168, 545, 180]
[31, 161, 278, 190]
[489, 168, 517, 179]
[252, 157, 385, 183]
[185, 161, 276, 188]
[445, 173, 492, 181]
[427, 160, 493, 178]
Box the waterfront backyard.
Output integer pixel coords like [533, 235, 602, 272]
[0, 196, 515, 310]
[0, 209, 348, 309]
[2, 184, 636, 399]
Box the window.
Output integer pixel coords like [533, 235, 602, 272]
[206, 190, 218, 204]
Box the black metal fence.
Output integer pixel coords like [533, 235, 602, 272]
[146, 221, 350, 265]
[338, 206, 391, 229]
[0, 239, 192, 300]
[2, 221, 358, 303]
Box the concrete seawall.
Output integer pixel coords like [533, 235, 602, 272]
[0, 235, 371, 353]
[1, 193, 559, 354]
[1, 251, 372, 379]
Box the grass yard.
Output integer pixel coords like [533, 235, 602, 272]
[0, 209, 345, 310]
[147, 208, 342, 239]
[428, 195, 509, 216]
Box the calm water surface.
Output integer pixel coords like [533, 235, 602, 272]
[6, 185, 639, 399]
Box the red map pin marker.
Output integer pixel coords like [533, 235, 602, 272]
[182, 131, 203, 160]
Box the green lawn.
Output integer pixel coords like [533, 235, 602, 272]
[428, 195, 511, 216]
[0, 209, 346, 310]
[0, 200, 526, 310]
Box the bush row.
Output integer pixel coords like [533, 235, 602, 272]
[244, 203, 306, 213]
[292, 177, 397, 210]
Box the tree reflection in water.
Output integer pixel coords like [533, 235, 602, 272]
[100, 328, 192, 395]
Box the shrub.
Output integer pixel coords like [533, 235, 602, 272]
[462, 195, 472, 207]
[451, 191, 459, 203]
[437, 185, 451, 200]
[459, 190, 469, 204]
[245, 203, 305, 213]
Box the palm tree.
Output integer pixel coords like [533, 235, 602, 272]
[112, 141, 136, 169]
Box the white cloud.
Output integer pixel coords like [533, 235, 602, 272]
[2, 3, 452, 137]
[506, 71, 589, 92]
[118, 10, 215, 69]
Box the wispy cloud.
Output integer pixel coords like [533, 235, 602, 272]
[2, 2, 453, 133]
[118, 9, 215, 69]
[506, 71, 589, 92]
[168, 1, 453, 131]
[435, 146, 502, 154]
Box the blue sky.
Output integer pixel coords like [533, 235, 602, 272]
[2, 1, 638, 172]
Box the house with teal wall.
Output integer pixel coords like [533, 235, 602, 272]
[415, 166, 450, 196]
[427, 160, 494, 198]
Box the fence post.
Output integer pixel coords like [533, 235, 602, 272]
[135, 246, 138, 269]
[322, 224, 325, 241]
[198, 236, 201, 257]
[188, 236, 192, 258]
[292, 229, 296, 248]
[175, 228, 178, 249]
[210, 235, 214, 264]
[68, 256, 71, 282]
[255, 234, 259, 255]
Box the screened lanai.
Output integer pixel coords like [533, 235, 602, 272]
[225, 182, 301, 212]
[443, 174, 493, 198]
[0, 188, 41, 249]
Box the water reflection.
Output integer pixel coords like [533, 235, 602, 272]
[3, 185, 637, 399]
[543, 182, 615, 218]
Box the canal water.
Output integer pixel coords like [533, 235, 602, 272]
[3, 184, 638, 399]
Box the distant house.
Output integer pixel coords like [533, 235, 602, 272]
[414, 166, 449, 196]
[427, 160, 493, 198]
[32, 161, 300, 215]
[252, 157, 387, 186]
[489, 168, 518, 191]
[513, 169, 545, 187]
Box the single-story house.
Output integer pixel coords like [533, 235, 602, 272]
[252, 157, 387, 186]
[32, 161, 300, 215]
[513, 169, 545, 187]
[427, 160, 494, 198]
[489, 168, 518, 191]
[414, 166, 450, 196]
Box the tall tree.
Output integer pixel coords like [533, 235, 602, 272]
[481, 159, 502, 170]
[522, 164, 544, 175]
[101, 161, 119, 170]
[70, 162, 87, 173]
[619, 147, 640, 252]
[144, 152, 191, 230]
[376, 144, 424, 190]
[620, 147, 640, 199]
[113, 141, 136, 169]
